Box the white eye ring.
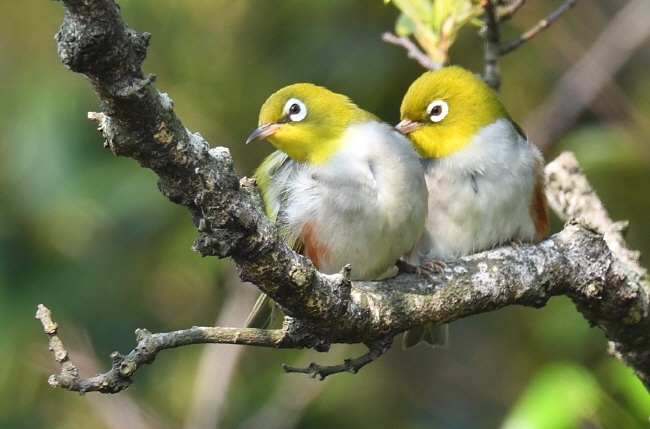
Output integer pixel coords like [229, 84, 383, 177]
[427, 100, 449, 123]
[283, 98, 307, 122]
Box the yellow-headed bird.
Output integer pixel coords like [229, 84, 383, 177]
[398, 66, 549, 348]
[246, 83, 428, 328]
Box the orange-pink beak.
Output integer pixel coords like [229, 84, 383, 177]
[395, 120, 422, 134]
[246, 123, 282, 144]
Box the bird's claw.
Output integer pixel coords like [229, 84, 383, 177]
[510, 238, 523, 249]
[396, 259, 445, 283]
[421, 258, 447, 273]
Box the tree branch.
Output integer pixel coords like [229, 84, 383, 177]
[41, 0, 650, 393]
[545, 153, 650, 390]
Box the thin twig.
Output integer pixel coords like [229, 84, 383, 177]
[36, 304, 301, 394]
[381, 32, 440, 70]
[282, 338, 393, 380]
[500, 0, 579, 55]
[35, 305, 81, 387]
[499, 0, 526, 21]
[482, 0, 501, 89]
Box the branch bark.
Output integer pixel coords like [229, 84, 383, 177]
[41, 0, 650, 393]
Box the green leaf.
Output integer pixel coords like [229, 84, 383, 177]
[395, 12, 416, 36]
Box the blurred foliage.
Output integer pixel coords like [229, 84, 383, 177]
[0, 0, 649, 428]
[501, 362, 644, 429]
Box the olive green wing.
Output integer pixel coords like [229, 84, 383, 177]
[246, 151, 299, 329]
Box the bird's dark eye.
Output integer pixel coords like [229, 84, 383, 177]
[426, 100, 449, 123]
[284, 98, 307, 122]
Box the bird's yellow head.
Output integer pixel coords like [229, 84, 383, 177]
[247, 83, 375, 164]
[397, 66, 516, 158]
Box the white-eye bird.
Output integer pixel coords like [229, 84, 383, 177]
[245, 83, 428, 328]
[397, 66, 550, 348]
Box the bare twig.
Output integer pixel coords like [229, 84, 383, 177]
[282, 338, 392, 380]
[498, 0, 526, 21]
[482, 0, 501, 89]
[55, 330, 171, 428]
[500, 0, 579, 55]
[36, 303, 317, 394]
[36, 305, 81, 389]
[382, 32, 440, 70]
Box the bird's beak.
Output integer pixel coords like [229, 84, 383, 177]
[246, 123, 282, 144]
[395, 120, 422, 134]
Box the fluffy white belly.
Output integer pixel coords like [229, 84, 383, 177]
[419, 119, 540, 260]
[424, 170, 536, 259]
[275, 121, 428, 280]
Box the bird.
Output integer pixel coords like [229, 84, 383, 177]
[245, 83, 428, 328]
[397, 66, 549, 348]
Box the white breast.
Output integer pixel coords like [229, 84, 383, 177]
[417, 118, 542, 261]
[269, 121, 428, 280]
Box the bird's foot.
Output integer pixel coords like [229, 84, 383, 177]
[421, 258, 447, 273]
[396, 259, 445, 283]
[509, 238, 523, 249]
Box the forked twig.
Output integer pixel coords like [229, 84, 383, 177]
[282, 338, 393, 380]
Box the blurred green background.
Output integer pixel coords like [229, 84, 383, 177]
[1, 0, 649, 428]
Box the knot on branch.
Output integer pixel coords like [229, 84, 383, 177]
[56, 2, 148, 75]
[88, 110, 134, 155]
[109, 351, 136, 378]
[189, 151, 276, 260]
[55, 2, 130, 73]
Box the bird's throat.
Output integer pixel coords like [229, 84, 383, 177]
[269, 134, 342, 165]
[410, 126, 475, 158]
